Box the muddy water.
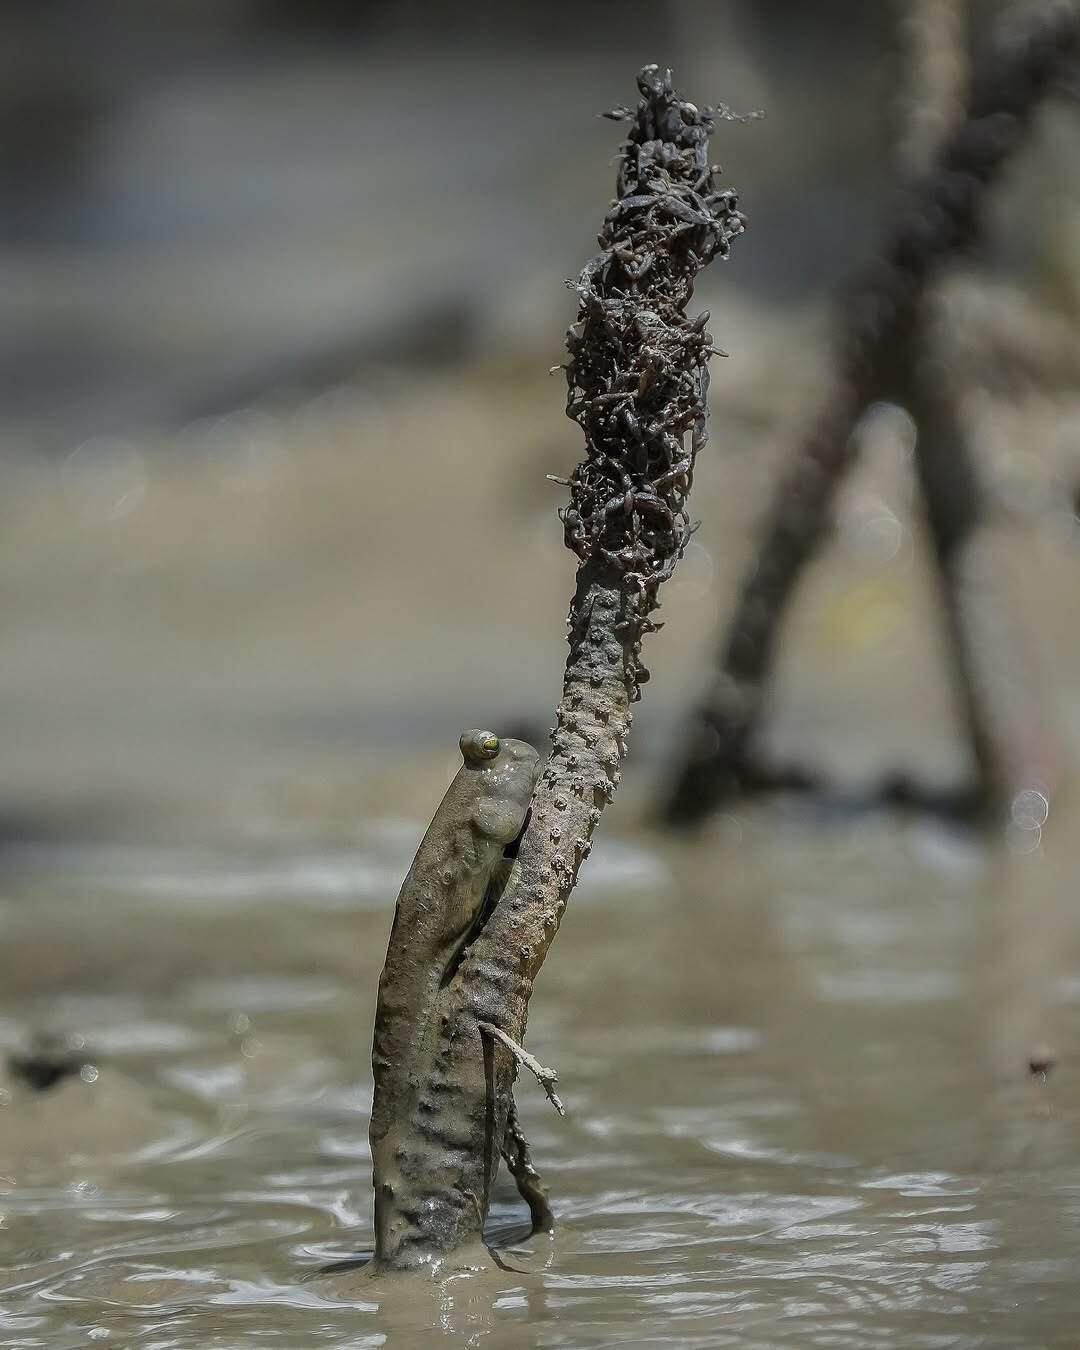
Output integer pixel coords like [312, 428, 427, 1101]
[2, 792, 1079, 1348]
[0, 358, 1077, 1344]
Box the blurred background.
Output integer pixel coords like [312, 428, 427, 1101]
[2, 0, 1078, 841]
[4, 4, 1080, 1339]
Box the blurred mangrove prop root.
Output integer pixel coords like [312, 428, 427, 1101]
[368, 64, 744, 1271]
[662, 0, 1079, 827]
[904, 343, 1063, 810]
[893, 0, 968, 176]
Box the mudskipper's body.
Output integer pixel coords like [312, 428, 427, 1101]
[369, 729, 540, 1265]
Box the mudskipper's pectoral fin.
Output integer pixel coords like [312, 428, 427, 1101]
[472, 798, 527, 844]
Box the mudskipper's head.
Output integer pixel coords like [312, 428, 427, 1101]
[459, 729, 541, 844]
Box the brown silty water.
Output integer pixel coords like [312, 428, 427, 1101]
[1, 359, 1079, 1346]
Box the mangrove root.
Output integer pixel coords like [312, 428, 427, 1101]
[366, 63, 744, 1271]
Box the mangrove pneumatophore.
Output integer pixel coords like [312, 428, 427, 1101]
[365, 64, 745, 1272]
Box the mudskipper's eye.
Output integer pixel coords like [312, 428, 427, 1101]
[460, 729, 501, 763]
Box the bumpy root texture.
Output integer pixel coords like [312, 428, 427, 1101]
[369, 65, 743, 1270]
[661, 0, 1079, 828]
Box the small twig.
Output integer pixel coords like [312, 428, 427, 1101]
[478, 1022, 566, 1116]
